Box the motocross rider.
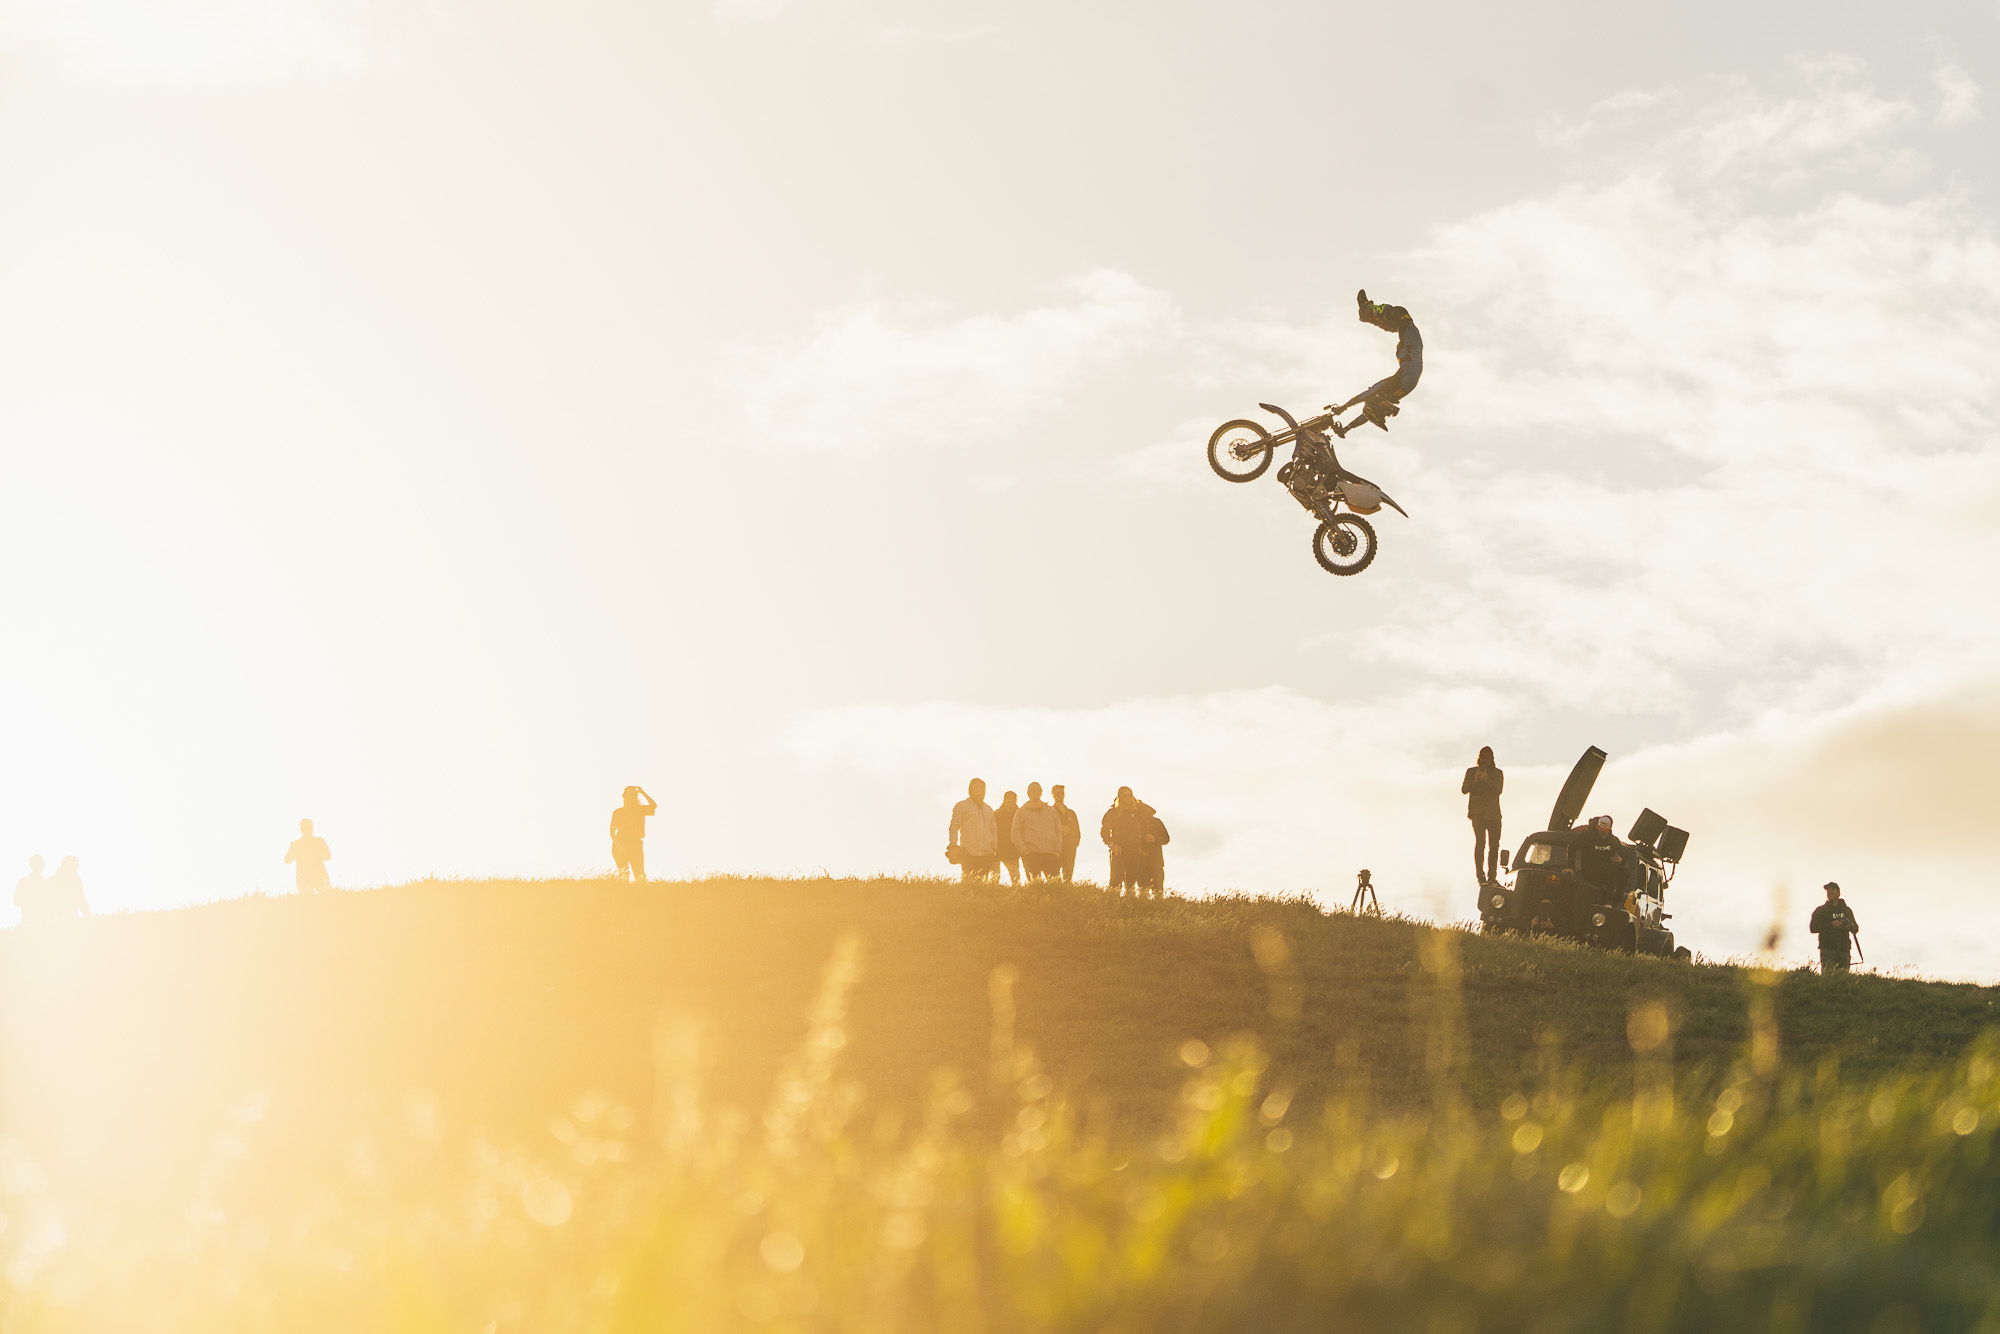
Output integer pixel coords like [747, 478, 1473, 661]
[1330, 289, 1421, 437]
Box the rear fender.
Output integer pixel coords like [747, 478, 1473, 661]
[1335, 469, 1409, 517]
[1257, 402, 1302, 432]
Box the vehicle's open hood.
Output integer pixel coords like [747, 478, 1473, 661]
[1547, 746, 1606, 832]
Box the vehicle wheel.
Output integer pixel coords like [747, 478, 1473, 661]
[1207, 419, 1274, 482]
[1674, 945, 1692, 962]
[1312, 514, 1378, 576]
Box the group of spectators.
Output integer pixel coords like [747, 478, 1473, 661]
[14, 855, 89, 924]
[946, 779, 1170, 897]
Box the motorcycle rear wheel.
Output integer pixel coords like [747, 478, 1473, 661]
[1207, 419, 1274, 482]
[1312, 513, 1378, 576]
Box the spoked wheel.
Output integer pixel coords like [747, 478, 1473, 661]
[1207, 419, 1274, 482]
[1311, 513, 1378, 576]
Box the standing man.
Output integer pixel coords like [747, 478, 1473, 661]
[994, 790, 1022, 887]
[1051, 785, 1081, 884]
[947, 778, 999, 883]
[45, 857, 88, 918]
[14, 855, 47, 924]
[1462, 747, 1504, 888]
[1810, 882, 1861, 974]
[285, 819, 334, 894]
[1012, 783, 1063, 883]
[609, 785, 658, 882]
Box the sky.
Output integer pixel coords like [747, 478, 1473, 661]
[0, 0, 1996, 975]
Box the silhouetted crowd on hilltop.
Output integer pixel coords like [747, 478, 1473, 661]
[14, 855, 89, 924]
[947, 779, 1169, 896]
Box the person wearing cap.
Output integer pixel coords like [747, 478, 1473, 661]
[1809, 882, 1861, 974]
[1574, 814, 1626, 899]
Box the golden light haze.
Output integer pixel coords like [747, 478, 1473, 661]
[1, 0, 1998, 972]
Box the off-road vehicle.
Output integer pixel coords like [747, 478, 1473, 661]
[1478, 746, 1692, 959]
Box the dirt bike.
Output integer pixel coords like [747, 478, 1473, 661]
[1205, 403, 1408, 576]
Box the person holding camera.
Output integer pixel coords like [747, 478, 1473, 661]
[1462, 747, 1504, 888]
[1810, 882, 1862, 974]
[609, 785, 658, 881]
[947, 778, 999, 882]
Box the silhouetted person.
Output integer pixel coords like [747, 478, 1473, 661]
[14, 854, 48, 924]
[44, 857, 88, 919]
[1013, 783, 1063, 883]
[995, 790, 1022, 886]
[285, 819, 333, 894]
[1100, 787, 1159, 896]
[610, 786, 658, 881]
[1330, 290, 1423, 436]
[1463, 747, 1504, 886]
[1811, 882, 1861, 974]
[1051, 785, 1081, 883]
[1574, 815, 1627, 900]
[1138, 807, 1171, 898]
[947, 778, 999, 882]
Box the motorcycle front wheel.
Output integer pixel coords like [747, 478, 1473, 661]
[1206, 419, 1274, 482]
[1312, 513, 1378, 576]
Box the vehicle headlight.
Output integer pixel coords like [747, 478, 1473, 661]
[1489, 894, 1505, 910]
[1591, 912, 1607, 928]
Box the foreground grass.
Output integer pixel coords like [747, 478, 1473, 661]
[5, 878, 2000, 1330]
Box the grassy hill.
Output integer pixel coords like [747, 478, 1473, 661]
[7, 875, 2000, 1332]
[4, 874, 1996, 1204]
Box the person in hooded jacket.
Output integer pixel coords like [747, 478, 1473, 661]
[1012, 783, 1064, 883]
[1137, 809, 1171, 898]
[1575, 815, 1628, 900]
[994, 790, 1022, 886]
[1100, 787, 1159, 896]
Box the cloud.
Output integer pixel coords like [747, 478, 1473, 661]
[776, 58, 2000, 979]
[1205, 59, 2000, 727]
[1536, 58, 1918, 184]
[716, 271, 1176, 454]
[0, 0, 396, 81]
[1933, 59, 1982, 125]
